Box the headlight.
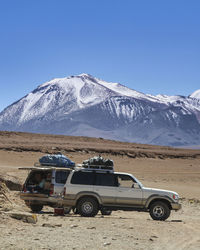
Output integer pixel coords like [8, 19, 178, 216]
[172, 194, 179, 200]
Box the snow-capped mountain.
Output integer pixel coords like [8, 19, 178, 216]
[0, 73, 200, 146]
[189, 89, 200, 99]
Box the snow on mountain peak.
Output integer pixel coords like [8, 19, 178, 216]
[190, 89, 200, 99]
[1, 73, 200, 147]
[38, 73, 149, 102]
[13, 73, 131, 123]
[77, 73, 92, 77]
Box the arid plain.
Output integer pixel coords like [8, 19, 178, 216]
[0, 131, 200, 250]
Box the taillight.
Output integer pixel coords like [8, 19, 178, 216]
[49, 184, 54, 195]
[22, 184, 27, 192]
[63, 187, 66, 196]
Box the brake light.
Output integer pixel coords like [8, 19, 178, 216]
[22, 184, 27, 192]
[49, 184, 54, 195]
[63, 187, 66, 196]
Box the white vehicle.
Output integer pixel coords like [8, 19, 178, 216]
[62, 168, 181, 220]
[20, 165, 181, 220]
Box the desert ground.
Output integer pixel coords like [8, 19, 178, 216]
[0, 131, 200, 250]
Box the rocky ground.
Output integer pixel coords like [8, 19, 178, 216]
[0, 131, 200, 249]
[0, 193, 200, 250]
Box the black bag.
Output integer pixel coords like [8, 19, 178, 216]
[82, 156, 114, 170]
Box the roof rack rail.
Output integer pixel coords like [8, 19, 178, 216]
[34, 162, 75, 169]
[78, 164, 114, 172]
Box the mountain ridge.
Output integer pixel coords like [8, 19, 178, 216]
[0, 73, 200, 146]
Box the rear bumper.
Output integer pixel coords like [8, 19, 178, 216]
[20, 192, 62, 204]
[171, 202, 181, 210]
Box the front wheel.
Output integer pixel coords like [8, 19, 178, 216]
[77, 197, 99, 217]
[149, 201, 171, 221]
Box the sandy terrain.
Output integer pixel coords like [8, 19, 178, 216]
[0, 131, 200, 249]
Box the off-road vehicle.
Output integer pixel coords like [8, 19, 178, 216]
[62, 167, 181, 220]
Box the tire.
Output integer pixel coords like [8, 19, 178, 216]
[101, 208, 112, 216]
[77, 197, 99, 217]
[149, 201, 171, 221]
[30, 204, 43, 213]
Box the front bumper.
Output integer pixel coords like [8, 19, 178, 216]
[171, 202, 181, 210]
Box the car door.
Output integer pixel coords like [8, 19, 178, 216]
[53, 170, 70, 195]
[93, 172, 117, 205]
[115, 174, 143, 206]
[68, 171, 95, 197]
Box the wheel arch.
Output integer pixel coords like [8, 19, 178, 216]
[146, 196, 172, 210]
[75, 193, 102, 207]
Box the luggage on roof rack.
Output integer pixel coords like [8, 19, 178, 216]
[38, 153, 75, 168]
[82, 156, 114, 171]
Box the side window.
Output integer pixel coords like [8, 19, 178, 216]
[71, 172, 95, 185]
[117, 174, 135, 188]
[55, 171, 70, 184]
[95, 173, 117, 187]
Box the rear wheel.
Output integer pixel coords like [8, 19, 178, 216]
[149, 201, 171, 221]
[77, 197, 99, 217]
[30, 204, 43, 213]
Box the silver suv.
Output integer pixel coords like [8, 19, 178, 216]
[62, 168, 181, 221]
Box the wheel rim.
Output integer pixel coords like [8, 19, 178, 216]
[82, 202, 93, 214]
[153, 205, 164, 218]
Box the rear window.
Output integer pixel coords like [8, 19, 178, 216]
[71, 171, 95, 185]
[94, 173, 117, 187]
[55, 171, 70, 184]
[26, 170, 51, 185]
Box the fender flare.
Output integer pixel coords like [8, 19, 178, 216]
[145, 195, 173, 209]
[75, 191, 102, 205]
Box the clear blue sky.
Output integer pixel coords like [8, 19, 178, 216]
[0, 0, 200, 111]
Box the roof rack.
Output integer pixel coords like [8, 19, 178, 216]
[18, 166, 73, 171]
[77, 164, 114, 172]
[34, 162, 74, 169]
